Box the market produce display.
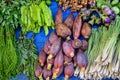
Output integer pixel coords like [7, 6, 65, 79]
[1, 0, 120, 80]
[34, 8, 90, 80]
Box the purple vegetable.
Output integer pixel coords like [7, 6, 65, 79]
[86, 10, 90, 16]
[104, 17, 111, 23]
[109, 12, 116, 19]
[77, 49, 88, 70]
[103, 7, 112, 15]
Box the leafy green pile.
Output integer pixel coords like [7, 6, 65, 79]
[21, 1, 54, 35]
[16, 35, 38, 80]
[0, 1, 21, 79]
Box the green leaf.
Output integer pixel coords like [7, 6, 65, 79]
[111, 0, 119, 5]
[112, 6, 120, 14]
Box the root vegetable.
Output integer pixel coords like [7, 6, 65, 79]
[81, 22, 92, 38]
[72, 39, 82, 49]
[81, 0, 87, 6]
[38, 50, 46, 66]
[73, 14, 82, 39]
[56, 23, 71, 38]
[35, 63, 43, 80]
[63, 41, 75, 58]
[64, 63, 74, 80]
[55, 8, 62, 26]
[47, 58, 54, 70]
[52, 66, 63, 79]
[64, 55, 72, 65]
[64, 13, 74, 29]
[54, 49, 64, 69]
[48, 38, 61, 59]
[43, 40, 51, 54]
[49, 32, 58, 44]
[77, 49, 88, 70]
[81, 40, 88, 51]
[43, 65, 52, 80]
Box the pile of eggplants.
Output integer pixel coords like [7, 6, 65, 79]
[35, 8, 92, 80]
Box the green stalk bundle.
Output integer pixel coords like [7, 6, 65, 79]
[83, 17, 120, 79]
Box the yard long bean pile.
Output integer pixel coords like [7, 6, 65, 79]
[21, 1, 54, 35]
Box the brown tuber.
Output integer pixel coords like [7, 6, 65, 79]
[77, 49, 88, 71]
[52, 66, 63, 79]
[54, 49, 64, 69]
[47, 58, 54, 70]
[56, 23, 71, 38]
[52, 49, 64, 77]
[35, 63, 43, 80]
[43, 65, 52, 80]
[38, 50, 46, 67]
[55, 8, 63, 26]
[72, 39, 82, 49]
[64, 55, 72, 65]
[48, 38, 61, 60]
[81, 22, 92, 38]
[43, 40, 51, 55]
[63, 41, 75, 58]
[81, 40, 88, 51]
[64, 13, 74, 29]
[73, 14, 82, 39]
[64, 63, 74, 80]
[49, 32, 58, 44]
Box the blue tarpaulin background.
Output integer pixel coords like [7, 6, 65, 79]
[14, 2, 115, 80]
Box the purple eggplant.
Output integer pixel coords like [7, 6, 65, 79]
[103, 7, 112, 15]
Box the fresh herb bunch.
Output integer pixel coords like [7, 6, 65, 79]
[16, 35, 38, 80]
[0, 0, 22, 79]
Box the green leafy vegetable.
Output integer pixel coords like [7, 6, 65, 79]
[16, 35, 38, 80]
